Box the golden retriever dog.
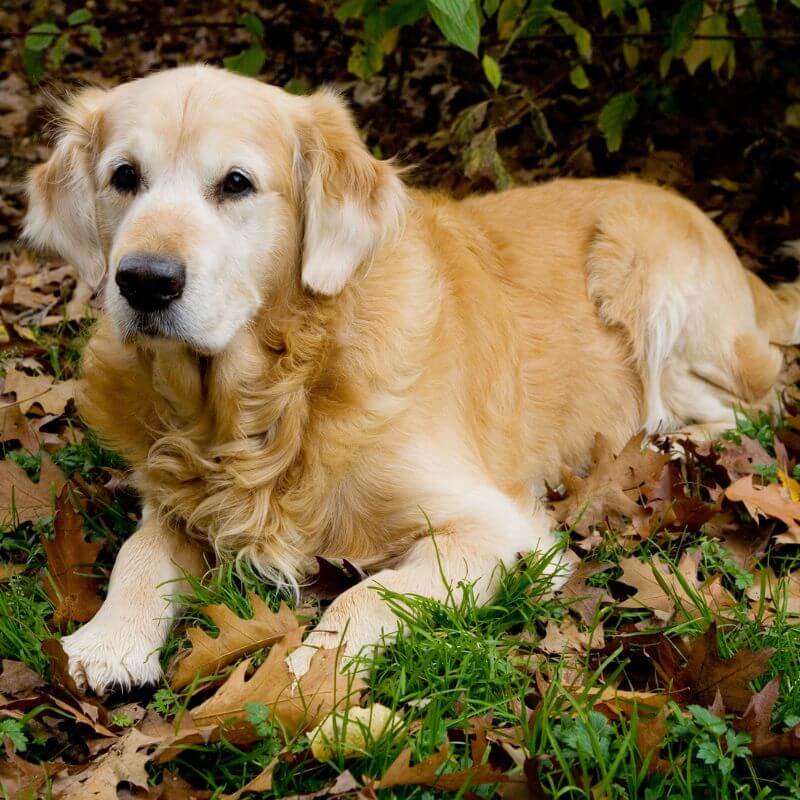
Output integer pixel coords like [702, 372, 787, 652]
[23, 65, 800, 693]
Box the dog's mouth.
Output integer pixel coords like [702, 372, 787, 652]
[120, 308, 184, 344]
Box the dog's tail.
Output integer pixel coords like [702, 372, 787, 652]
[747, 241, 800, 346]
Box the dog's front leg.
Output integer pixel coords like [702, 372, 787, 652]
[287, 487, 564, 679]
[61, 508, 206, 693]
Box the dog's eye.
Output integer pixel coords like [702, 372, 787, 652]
[220, 170, 253, 198]
[110, 163, 139, 194]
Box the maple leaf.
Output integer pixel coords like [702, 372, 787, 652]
[552, 433, 669, 536]
[190, 631, 365, 737]
[42, 487, 103, 629]
[0, 453, 65, 526]
[666, 627, 774, 713]
[725, 475, 800, 543]
[171, 595, 302, 689]
[3, 369, 75, 416]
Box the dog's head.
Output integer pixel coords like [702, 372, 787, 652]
[24, 65, 405, 352]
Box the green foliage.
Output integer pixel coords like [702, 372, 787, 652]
[224, 13, 268, 77]
[0, 719, 29, 752]
[599, 91, 638, 153]
[335, 0, 800, 154]
[22, 7, 102, 83]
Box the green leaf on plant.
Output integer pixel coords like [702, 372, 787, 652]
[336, 0, 367, 23]
[599, 0, 625, 18]
[241, 12, 265, 40]
[0, 719, 28, 752]
[671, 0, 703, 56]
[570, 64, 589, 89]
[85, 25, 103, 51]
[386, 0, 427, 28]
[224, 44, 267, 76]
[482, 54, 502, 89]
[24, 22, 60, 52]
[49, 33, 70, 68]
[67, 8, 92, 26]
[22, 48, 45, 83]
[598, 91, 637, 152]
[427, 0, 480, 55]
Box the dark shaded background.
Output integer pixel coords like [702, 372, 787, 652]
[2, 1, 800, 281]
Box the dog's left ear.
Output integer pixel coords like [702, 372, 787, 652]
[23, 87, 107, 287]
[295, 90, 406, 296]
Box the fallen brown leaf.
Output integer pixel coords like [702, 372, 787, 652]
[0, 660, 45, 698]
[3, 369, 75, 416]
[734, 675, 800, 758]
[670, 627, 774, 712]
[0, 453, 65, 526]
[372, 741, 506, 791]
[171, 596, 301, 690]
[51, 728, 158, 800]
[552, 433, 669, 536]
[42, 487, 103, 629]
[190, 631, 364, 737]
[726, 475, 800, 542]
[0, 403, 39, 452]
[0, 564, 25, 582]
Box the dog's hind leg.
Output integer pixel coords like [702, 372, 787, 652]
[585, 184, 784, 434]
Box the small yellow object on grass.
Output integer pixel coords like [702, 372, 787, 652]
[309, 703, 398, 760]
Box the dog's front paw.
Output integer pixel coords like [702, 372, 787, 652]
[61, 619, 164, 694]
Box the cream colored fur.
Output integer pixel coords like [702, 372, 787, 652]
[22, 65, 800, 692]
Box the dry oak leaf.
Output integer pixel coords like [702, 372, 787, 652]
[585, 686, 668, 720]
[190, 630, 365, 737]
[725, 475, 800, 543]
[43, 487, 103, 628]
[617, 552, 735, 624]
[552, 433, 669, 536]
[0, 403, 39, 452]
[0, 742, 62, 800]
[746, 568, 800, 616]
[557, 559, 613, 625]
[539, 617, 589, 655]
[142, 770, 212, 799]
[3, 369, 75, 416]
[220, 756, 280, 800]
[171, 595, 301, 689]
[734, 675, 800, 758]
[0, 453, 65, 526]
[52, 729, 159, 800]
[0, 564, 25, 582]
[372, 741, 506, 791]
[0, 660, 45, 699]
[673, 627, 774, 713]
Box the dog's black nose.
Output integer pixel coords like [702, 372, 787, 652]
[115, 253, 186, 312]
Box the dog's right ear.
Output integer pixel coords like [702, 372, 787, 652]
[23, 87, 107, 287]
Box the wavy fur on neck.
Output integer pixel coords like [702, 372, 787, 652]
[78, 235, 436, 589]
